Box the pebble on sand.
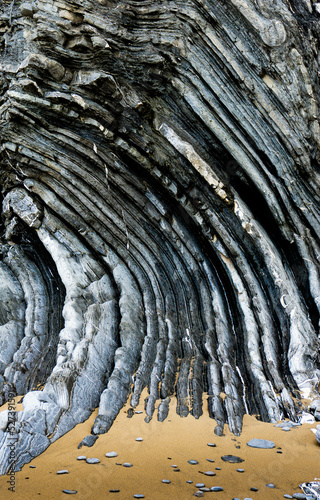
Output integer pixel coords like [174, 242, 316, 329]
[106, 452, 118, 458]
[210, 486, 223, 491]
[221, 455, 244, 463]
[86, 458, 100, 464]
[123, 463, 133, 467]
[133, 495, 144, 498]
[109, 490, 120, 493]
[162, 479, 171, 484]
[57, 470, 69, 474]
[266, 483, 275, 488]
[62, 491, 77, 495]
[188, 460, 199, 465]
[204, 471, 216, 476]
[135, 437, 143, 442]
[246, 438, 275, 449]
[77, 456, 86, 461]
[196, 483, 205, 488]
[207, 443, 216, 447]
[194, 492, 204, 497]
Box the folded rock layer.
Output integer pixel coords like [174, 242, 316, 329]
[0, 0, 320, 474]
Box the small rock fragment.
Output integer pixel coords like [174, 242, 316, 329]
[207, 443, 216, 447]
[123, 462, 133, 468]
[194, 492, 204, 497]
[57, 470, 68, 474]
[62, 491, 77, 495]
[188, 460, 199, 465]
[135, 437, 143, 442]
[106, 452, 118, 458]
[266, 483, 275, 488]
[210, 486, 223, 491]
[196, 483, 205, 488]
[78, 435, 98, 449]
[162, 479, 171, 484]
[133, 495, 144, 498]
[77, 456, 86, 461]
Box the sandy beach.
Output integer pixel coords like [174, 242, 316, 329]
[0, 393, 319, 499]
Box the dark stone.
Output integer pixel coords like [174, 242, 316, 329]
[221, 455, 244, 463]
[78, 435, 99, 449]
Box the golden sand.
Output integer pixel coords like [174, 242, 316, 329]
[1, 393, 320, 499]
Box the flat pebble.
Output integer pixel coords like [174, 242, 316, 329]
[206, 459, 215, 463]
[77, 456, 86, 461]
[221, 455, 244, 463]
[135, 437, 143, 442]
[237, 469, 245, 473]
[247, 438, 275, 449]
[110, 490, 120, 493]
[266, 483, 275, 488]
[233, 498, 241, 500]
[86, 458, 100, 464]
[188, 460, 199, 465]
[171, 465, 178, 468]
[135, 411, 143, 414]
[29, 465, 36, 468]
[186, 481, 193, 484]
[162, 479, 171, 484]
[200, 487, 210, 492]
[250, 487, 258, 491]
[215, 467, 221, 470]
[57, 470, 69, 474]
[123, 463, 133, 468]
[173, 469, 180, 472]
[211, 486, 223, 492]
[194, 492, 204, 497]
[196, 483, 205, 488]
[62, 491, 77, 495]
[292, 494, 307, 499]
[133, 495, 144, 498]
[284, 496, 293, 499]
[106, 452, 118, 458]
[207, 443, 216, 447]
[282, 427, 291, 432]
[204, 471, 215, 476]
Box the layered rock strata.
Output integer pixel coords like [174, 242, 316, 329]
[0, 0, 320, 473]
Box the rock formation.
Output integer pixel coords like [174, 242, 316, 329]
[0, 0, 320, 474]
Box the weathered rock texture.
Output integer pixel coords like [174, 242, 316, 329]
[0, 0, 320, 474]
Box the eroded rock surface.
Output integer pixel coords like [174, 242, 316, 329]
[0, 0, 320, 474]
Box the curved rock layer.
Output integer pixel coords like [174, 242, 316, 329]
[0, 0, 320, 473]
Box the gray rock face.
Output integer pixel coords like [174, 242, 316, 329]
[0, 0, 320, 475]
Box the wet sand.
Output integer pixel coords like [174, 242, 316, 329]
[1, 393, 320, 499]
